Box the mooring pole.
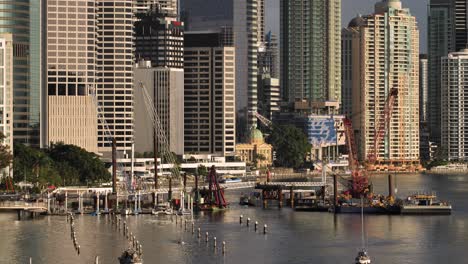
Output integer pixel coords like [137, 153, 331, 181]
[333, 174, 338, 212]
[112, 137, 117, 195]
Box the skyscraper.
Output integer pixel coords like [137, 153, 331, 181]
[428, 0, 455, 145]
[346, 0, 420, 167]
[183, 31, 236, 156]
[0, 0, 41, 146]
[280, 0, 341, 104]
[258, 31, 279, 79]
[441, 49, 468, 161]
[454, 0, 468, 51]
[0, 33, 14, 154]
[181, 0, 264, 140]
[135, 4, 184, 68]
[45, 0, 99, 153]
[96, 0, 135, 152]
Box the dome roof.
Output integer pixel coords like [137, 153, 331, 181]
[348, 15, 365, 28]
[250, 126, 264, 144]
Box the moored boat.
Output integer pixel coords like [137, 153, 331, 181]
[401, 194, 452, 215]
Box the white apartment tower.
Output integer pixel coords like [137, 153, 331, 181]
[345, 0, 420, 166]
[441, 49, 468, 161]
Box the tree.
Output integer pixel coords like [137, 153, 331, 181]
[267, 124, 311, 168]
[0, 132, 13, 171]
[197, 165, 208, 177]
[254, 153, 267, 168]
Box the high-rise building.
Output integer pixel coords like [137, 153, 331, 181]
[0, 0, 41, 146]
[453, 0, 468, 51]
[420, 55, 429, 123]
[181, 0, 263, 140]
[183, 31, 236, 156]
[280, 0, 341, 104]
[345, 0, 420, 166]
[0, 34, 14, 156]
[341, 17, 364, 118]
[258, 76, 280, 121]
[441, 49, 468, 161]
[135, 0, 178, 17]
[428, 0, 455, 145]
[258, 31, 279, 79]
[45, 0, 99, 153]
[96, 0, 135, 152]
[135, 7, 184, 68]
[134, 61, 184, 155]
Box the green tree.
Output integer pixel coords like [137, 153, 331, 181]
[0, 132, 13, 170]
[197, 165, 208, 177]
[267, 124, 311, 168]
[253, 153, 267, 168]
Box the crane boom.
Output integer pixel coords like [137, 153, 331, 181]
[367, 87, 399, 164]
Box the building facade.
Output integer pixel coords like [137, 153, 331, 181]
[258, 76, 280, 121]
[181, 0, 264, 141]
[44, 0, 98, 153]
[441, 49, 468, 161]
[0, 0, 41, 146]
[183, 31, 236, 156]
[428, 0, 455, 145]
[419, 55, 431, 161]
[258, 31, 279, 79]
[0, 34, 14, 156]
[280, 0, 341, 104]
[236, 127, 273, 168]
[135, 9, 184, 68]
[134, 61, 184, 155]
[96, 0, 135, 153]
[346, 0, 420, 167]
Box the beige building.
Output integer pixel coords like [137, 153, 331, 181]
[236, 127, 273, 168]
[344, 0, 420, 168]
[184, 31, 236, 156]
[45, 0, 98, 153]
[0, 33, 14, 177]
[134, 61, 184, 155]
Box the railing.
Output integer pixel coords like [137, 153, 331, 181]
[0, 201, 48, 209]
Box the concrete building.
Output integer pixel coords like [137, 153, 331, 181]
[44, 0, 98, 153]
[181, 0, 264, 140]
[135, 0, 178, 17]
[345, 0, 420, 167]
[134, 61, 184, 155]
[0, 0, 41, 146]
[258, 76, 280, 121]
[0, 34, 14, 157]
[441, 49, 468, 161]
[135, 8, 184, 69]
[420, 55, 430, 161]
[428, 0, 455, 145]
[280, 0, 341, 104]
[183, 31, 236, 156]
[96, 0, 135, 153]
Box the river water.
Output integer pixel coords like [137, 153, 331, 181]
[1, 173, 467, 264]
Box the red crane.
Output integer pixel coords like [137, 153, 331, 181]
[367, 87, 399, 165]
[343, 118, 368, 197]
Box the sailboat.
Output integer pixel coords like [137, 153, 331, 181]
[355, 196, 371, 264]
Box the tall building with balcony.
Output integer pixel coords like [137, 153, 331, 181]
[181, 0, 264, 141]
[441, 49, 468, 161]
[96, 0, 135, 153]
[0, 0, 41, 147]
[280, 0, 341, 104]
[345, 0, 420, 167]
[183, 31, 236, 156]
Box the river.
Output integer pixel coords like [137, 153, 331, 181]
[0, 173, 467, 264]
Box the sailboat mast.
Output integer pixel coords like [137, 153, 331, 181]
[361, 196, 365, 249]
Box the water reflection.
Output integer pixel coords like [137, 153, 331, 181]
[0, 173, 467, 263]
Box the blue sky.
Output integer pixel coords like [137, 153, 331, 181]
[266, 0, 429, 53]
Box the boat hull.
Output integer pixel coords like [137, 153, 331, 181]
[334, 205, 400, 214]
[401, 205, 452, 215]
